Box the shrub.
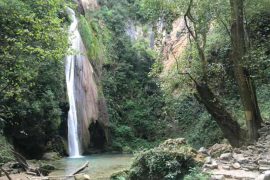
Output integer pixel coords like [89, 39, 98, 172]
[128, 138, 202, 180]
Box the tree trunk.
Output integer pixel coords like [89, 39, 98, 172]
[194, 82, 242, 147]
[230, 0, 262, 142]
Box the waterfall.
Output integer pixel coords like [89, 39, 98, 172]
[65, 7, 82, 158]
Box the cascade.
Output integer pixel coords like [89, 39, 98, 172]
[65, 6, 108, 156]
[65, 7, 82, 158]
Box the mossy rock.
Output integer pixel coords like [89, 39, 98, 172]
[128, 138, 202, 180]
[110, 170, 129, 180]
[39, 163, 56, 175]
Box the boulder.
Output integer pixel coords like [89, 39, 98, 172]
[208, 144, 232, 158]
[233, 153, 249, 164]
[220, 153, 232, 160]
[42, 152, 60, 161]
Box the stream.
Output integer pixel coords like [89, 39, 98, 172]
[49, 154, 133, 179]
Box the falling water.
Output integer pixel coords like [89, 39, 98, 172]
[65, 7, 81, 158]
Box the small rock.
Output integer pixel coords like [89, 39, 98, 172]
[211, 175, 225, 180]
[204, 162, 218, 170]
[199, 147, 208, 154]
[220, 153, 232, 160]
[222, 165, 230, 170]
[232, 162, 241, 169]
[205, 156, 212, 164]
[75, 174, 91, 180]
[247, 145, 256, 150]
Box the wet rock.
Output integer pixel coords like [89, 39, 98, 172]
[75, 174, 91, 180]
[42, 152, 60, 160]
[220, 153, 232, 160]
[232, 163, 241, 169]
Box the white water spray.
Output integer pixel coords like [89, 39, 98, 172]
[65, 7, 81, 158]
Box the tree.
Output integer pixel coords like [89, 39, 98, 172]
[137, 0, 270, 146]
[0, 0, 68, 157]
[182, 0, 243, 147]
[229, 0, 262, 142]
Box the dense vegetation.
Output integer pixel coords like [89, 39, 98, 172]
[0, 1, 269, 179]
[0, 0, 69, 158]
[88, 0, 167, 151]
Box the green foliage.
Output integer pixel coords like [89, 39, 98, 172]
[94, 0, 167, 152]
[0, 0, 68, 157]
[164, 95, 223, 148]
[137, 0, 270, 148]
[79, 15, 107, 64]
[0, 135, 14, 164]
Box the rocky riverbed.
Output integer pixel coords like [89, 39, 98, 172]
[202, 123, 270, 180]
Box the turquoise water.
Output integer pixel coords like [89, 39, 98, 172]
[50, 154, 133, 179]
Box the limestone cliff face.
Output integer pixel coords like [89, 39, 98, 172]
[78, 0, 99, 12]
[160, 18, 188, 76]
[74, 36, 109, 152]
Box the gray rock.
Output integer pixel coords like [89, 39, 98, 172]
[220, 153, 232, 160]
[75, 174, 91, 180]
[42, 152, 60, 160]
[259, 160, 270, 166]
[199, 147, 208, 154]
[233, 153, 249, 164]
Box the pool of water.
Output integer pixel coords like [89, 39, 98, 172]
[50, 154, 133, 179]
